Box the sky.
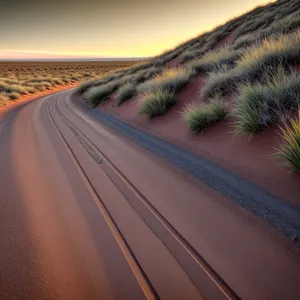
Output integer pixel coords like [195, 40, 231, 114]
[1, 0, 273, 59]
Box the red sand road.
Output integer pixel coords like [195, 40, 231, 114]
[1, 88, 300, 299]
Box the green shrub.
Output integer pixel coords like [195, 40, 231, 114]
[234, 84, 271, 137]
[138, 88, 176, 118]
[182, 103, 214, 133]
[84, 82, 118, 106]
[273, 109, 300, 173]
[182, 96, 229, 133]
[203, 30, 300, 99]
[201, 66, 240, 99]
[76, 80, 94, 94]
[116, 82, 136, 106]
[234, 70, 300, 137]
[236, 30, 300, 80]
[210, 96, 230, 121]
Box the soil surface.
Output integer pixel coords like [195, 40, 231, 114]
[1, 87, 300, 299]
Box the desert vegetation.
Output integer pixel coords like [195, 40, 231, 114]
[234, 69, 300, 137]
[0, 60, 137, 105]
[80, 0, 300, 172]
[189, 47, 240, 75]
[138, 88, 176, 118]
[182, 96, 229, 133]
[116, 82, 136, 106]
[274, 109, 300, 173]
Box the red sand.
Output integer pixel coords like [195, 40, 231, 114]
[0, 82, 79, 122]
[97, 71, 300, 206]
[4, 88, 300, 299]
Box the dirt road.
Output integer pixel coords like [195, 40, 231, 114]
[0, 89, 300, 299]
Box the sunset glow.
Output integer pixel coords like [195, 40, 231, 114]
[1, 0, 274, 59]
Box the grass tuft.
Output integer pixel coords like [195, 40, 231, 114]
[138, 88, 176, 118]
[201, 66, 239, 99]
[189, 47, 240, 75]
[232, 34, 257, 50]
[236, 30, 300, 79]
[210, 96, 230, 121]
[234, 69, 300, 137]
[138, 67, 192, 94]
[8, 92, 20, 100]
[202, 30, 300, 99]
[273, 109, 300, 173]
[84, 83, 118, 106]
[116, 82, 136, 106]
[182, 96, 229, 133]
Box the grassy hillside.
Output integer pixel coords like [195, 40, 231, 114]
[80, 0, 300, 173]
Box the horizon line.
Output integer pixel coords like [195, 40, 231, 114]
[0, 57, 149, 62]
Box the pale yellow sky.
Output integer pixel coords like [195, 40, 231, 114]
[0, 0, 274, 59]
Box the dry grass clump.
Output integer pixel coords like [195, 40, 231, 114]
[182, 96, 229, 133]
[273, 109, 300, 173]
[135, 67, 192, 117]
[77, 62, 149, 96]
[201, 66, 240, 99]
[236, 30, 300, 76]
[8, 92, 19, 100]
[0, 82, 23, 94]
[202, 30, 300, 99]
[138, 67, 192, 94]
[116, 82, 136, 106]
[234, 11, 276, 39]
[138, 87, 176, 118]
[189, 47, 240, 75]
[231, 34, 257, 50]
[84, 81, 120, 106]
[180, 48, 207, 63]
[234, 70, 300, 137]
[0, 60, 137, 105]
[23, 81, 53, 91]
[261, 11, 300, 38]
[130, 66, 161, 85]
[77, 77, 107, 94]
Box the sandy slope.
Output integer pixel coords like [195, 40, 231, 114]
[97, 72, 300, 206]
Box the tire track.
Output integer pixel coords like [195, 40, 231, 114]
[54, 92, 240, 300]
[46, 97, 160, 300]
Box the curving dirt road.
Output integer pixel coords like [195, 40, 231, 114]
[1, 88, 300, 300]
